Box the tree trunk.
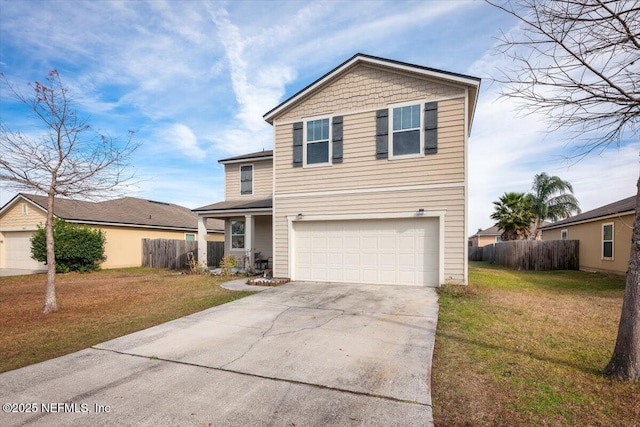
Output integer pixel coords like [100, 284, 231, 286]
[42, 191, 57, 313]
[604, 175, 640, 382]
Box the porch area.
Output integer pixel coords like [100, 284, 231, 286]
[193, 198, 273, 272]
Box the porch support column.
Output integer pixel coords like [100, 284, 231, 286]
[245, 214, 253, 270]
[198, 216, 208, 269]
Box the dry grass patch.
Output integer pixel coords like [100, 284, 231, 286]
[0, 268, 254, 373]
[432, 262, 639, 426]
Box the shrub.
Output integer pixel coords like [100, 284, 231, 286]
[219, 254, 237, 276]
[31, 219, 106, 273]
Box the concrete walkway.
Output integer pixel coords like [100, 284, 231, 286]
[0, 281, 439, 426]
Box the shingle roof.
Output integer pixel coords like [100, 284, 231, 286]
[540, 196, 636, 229]
[218, 150, 273, 164]
[193, 198, 272, 213]
[12, 194, 224, 232]
[469, 221, 551, 238]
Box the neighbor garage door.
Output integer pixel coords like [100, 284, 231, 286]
[3, 231, 46, 270]
[294, 218, 439, 286]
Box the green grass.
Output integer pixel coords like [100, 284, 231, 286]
[0, 268, 255, 373]
[432, 262, 639, 426]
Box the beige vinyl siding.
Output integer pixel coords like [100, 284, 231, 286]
[225, 159, 273, 200]
[541, 213, 633, 274]
[273, 186, 465, 284]
[253, 215, 273, 260]
[276, 64, 465, 122]
[274, 97, 466, 193]
[0, 202, 46, 230]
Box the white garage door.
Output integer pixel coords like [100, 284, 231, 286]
[294, 218, 439, 286]
[3, 231, 46, 270]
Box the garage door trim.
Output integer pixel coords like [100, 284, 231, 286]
[287, 210, 445, 286]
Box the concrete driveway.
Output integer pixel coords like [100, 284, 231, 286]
[0, 281, 439, 426]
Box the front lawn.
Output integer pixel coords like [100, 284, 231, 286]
[0, 268, 254, 373]
[432, 262, 638, 426]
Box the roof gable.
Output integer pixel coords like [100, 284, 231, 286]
[263, 53, 481, 131]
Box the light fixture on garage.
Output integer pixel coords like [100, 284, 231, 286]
[297, 213, 304, 220]
[417, 208, 425, 216]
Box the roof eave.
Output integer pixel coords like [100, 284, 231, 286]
[218, 155, 273, 165]
[540, 210, 635, 230]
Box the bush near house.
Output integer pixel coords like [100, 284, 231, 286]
[31, 219, 106, 273]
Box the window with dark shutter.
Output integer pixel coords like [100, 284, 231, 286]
[376, 109, 389, 159]
[306, 118, 330, 165]
[332, 116, 343, 163]
[292, 122, 303, 167]
[424, 102, 438, 154]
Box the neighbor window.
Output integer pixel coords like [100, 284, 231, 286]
[185, 233, 196, 241]
[561, 229, 568, 241]
[21, 203, 28, 215]
[240, 165, 253, 195]
[305, 118, 330, 165]
[602, 223, 614, 259]
[231, 219, 245, 249]
[391, 104, 421, 156]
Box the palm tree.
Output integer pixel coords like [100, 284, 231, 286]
[528, 173, 581, 238]
[491, 192, 536, 241]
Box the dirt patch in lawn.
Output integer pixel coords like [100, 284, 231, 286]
[432, 262, 639, 426]
[0, 268, 254, 373]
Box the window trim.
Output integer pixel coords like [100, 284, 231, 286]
[602, 222, 614, 260]
[185, 233, 196, 241]
[560, 229, 568, 241]
[239, 164, 253, 196]
[388, 100, 424, 159]
[231, 219, 245, 250]
[303, 116, 332, 167]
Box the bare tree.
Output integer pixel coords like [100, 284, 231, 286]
[0, 70, 138, 313]
[486, 0, 639, 382]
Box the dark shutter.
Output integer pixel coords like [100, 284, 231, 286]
[424, 102, 438, 154]
[292, 121, 303, 167]
[332, 116, 343, 163]
[375, 109, 388, 159]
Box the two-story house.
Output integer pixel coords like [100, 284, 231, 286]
[194, 54, 480, 286]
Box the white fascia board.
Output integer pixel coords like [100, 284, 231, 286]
[194, 208, 273, 217]
[218, 156, 273, 165]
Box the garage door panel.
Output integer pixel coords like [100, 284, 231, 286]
[3, 231, 46, 270]
[295, 218, 439, 286]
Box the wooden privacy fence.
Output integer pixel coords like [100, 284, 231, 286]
[469, 240, 579, 271]
[142, 239, 224, 270]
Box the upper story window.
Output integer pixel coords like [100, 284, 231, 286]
[305, 118, 330, 166]
[185, 233, 196, 241]
[560, 229, 568, 240]
[240, 165, 253, 195]
[602, 223, 614, 259]
[391, 104, 421, 156]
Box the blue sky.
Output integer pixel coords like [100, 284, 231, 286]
[0, 0, 637, 234]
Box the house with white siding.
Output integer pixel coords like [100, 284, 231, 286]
[194, 53, 481, 286]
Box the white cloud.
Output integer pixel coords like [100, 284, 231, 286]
[162, 124, 206, 160]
